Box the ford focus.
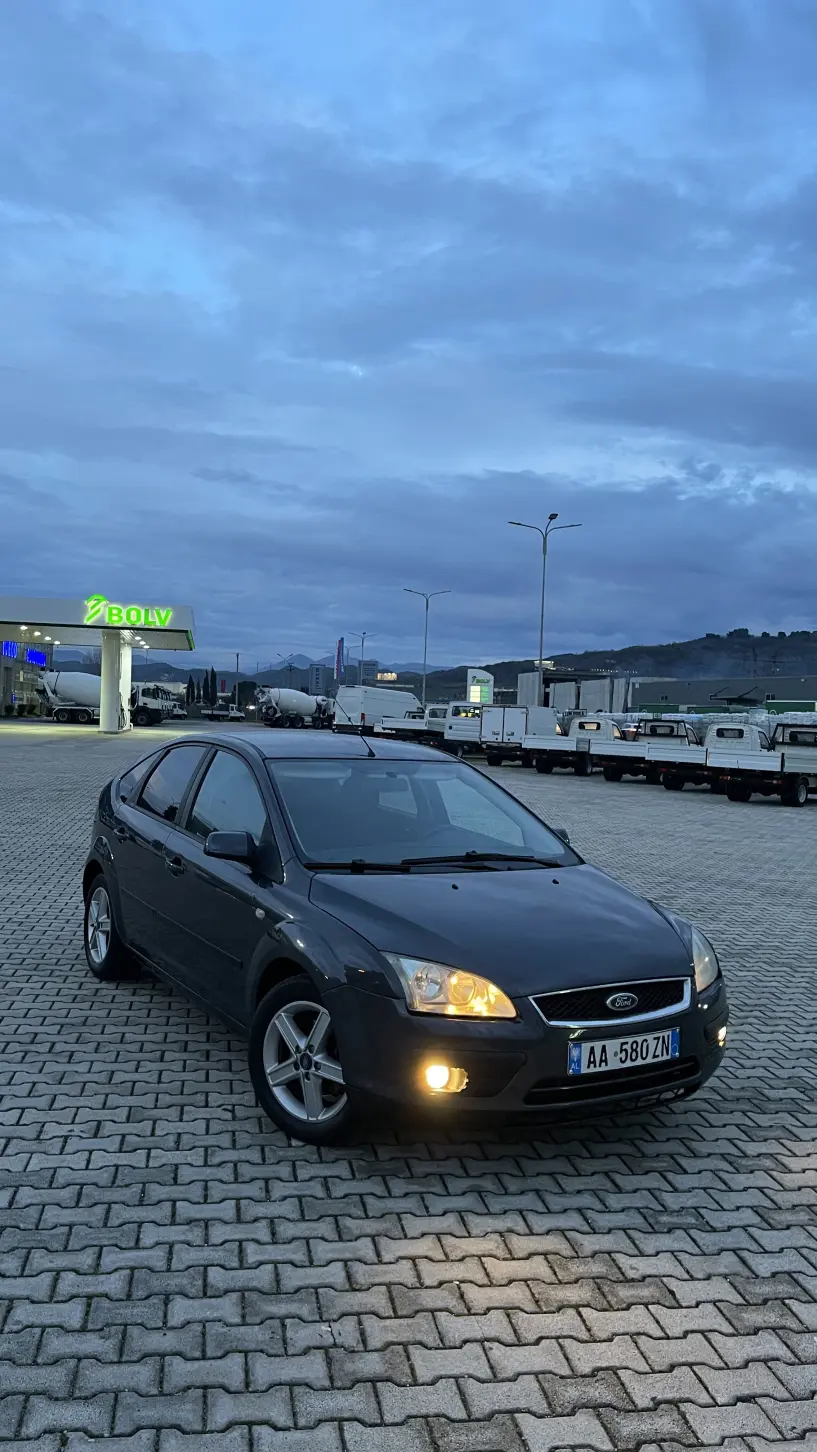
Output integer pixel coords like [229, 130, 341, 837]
[82, 733, 729, 1143]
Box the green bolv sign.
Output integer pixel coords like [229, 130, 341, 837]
[85, 595, 174, 629]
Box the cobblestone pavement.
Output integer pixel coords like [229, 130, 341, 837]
[2, 723, 817, 1452]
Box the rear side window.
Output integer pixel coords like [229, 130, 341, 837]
[715, 727, 744, 740]
[118, 751, 162, 803]
[138, 745, 207, 823]
[187, 750, 268, 843]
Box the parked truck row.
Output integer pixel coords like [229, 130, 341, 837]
[518, 712, 817, 807]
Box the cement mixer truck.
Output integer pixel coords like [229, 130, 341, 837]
[38, 671, 175, 727]
[255, 686, 332, 729]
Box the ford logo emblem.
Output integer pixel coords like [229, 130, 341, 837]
[606, 992, 639, 1012]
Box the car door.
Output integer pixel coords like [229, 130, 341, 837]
[112, 743, 209, 963]
[156, 748, 277, 1023]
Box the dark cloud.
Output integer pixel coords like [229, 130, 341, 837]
[0, 0, 815, 667]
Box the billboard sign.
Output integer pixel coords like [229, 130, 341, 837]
[467, 668, 494, 704]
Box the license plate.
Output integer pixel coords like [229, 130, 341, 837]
[568, 1027, 680, 1076]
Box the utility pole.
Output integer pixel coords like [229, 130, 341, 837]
[235, 651, 240, 706]
[348, 632, 375, 688]
[509, 515, 582, 705]
[403, 588, 451, 709]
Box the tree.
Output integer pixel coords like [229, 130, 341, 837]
[195, 677, 202, 704]
[209, 667, 218, 705]
[201, 672, 211, 706]
[186, 674, 195, 705]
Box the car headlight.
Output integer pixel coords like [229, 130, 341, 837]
[691, 927, 720, 993]
[383, 955, 517, 1019]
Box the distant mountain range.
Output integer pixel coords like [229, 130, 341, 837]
[52, 629, 817, 691]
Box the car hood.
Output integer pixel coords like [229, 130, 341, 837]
[309, 864, 692, 996]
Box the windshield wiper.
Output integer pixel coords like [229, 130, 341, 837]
[304, 859, 412, 874]
[399, 851, 562, 868]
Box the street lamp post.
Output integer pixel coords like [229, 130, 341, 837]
[509, 514, 582, 706]
[348, 632, 375, 688]
[403, 588, 451, 709]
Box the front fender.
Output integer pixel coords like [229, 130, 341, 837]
[244, 915, 396, 1026]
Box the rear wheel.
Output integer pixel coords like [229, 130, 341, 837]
[603, 766, 623, 782]
[54, 708, 70, 724]
[83, 877, 135, 981]
[485, 752, 501, 767]
[663, 774, 685, 791]
[248, 977, 356, 1144]
[726, 781, 752, 802]
[574, 756, 591, 776]
[781, 776, 808, 808]
[132, 709, 151, 727]
[75, 709, 92, 725]
[535, 757, 554, 774]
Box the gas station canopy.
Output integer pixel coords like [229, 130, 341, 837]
[0, 594, 195, 734]
[0, 594, 195, 652]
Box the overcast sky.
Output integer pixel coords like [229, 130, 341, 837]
[2, 0, 816, 669]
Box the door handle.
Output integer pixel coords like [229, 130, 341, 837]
[164, 855, 185, 876]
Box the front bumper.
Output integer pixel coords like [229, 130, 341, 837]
[327, 975, 729, 1116]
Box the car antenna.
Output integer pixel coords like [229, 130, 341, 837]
[333, 695, 377, 758]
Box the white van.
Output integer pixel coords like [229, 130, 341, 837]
[333, 685, 422, 734]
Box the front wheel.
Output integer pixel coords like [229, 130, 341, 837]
[663, 774, 685, 792]
[248, 977, 357, 1144]
[132, 710, 151, 727]
[603, 766, 623, 783]
[782, 776, 808, 808]
[54, 708, 70, 724]
[83, 877, 135, 981]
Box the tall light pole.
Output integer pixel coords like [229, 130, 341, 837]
[348, 632, 375, 687]
[509, 514, 582, 705]
[277, 652, 295, 686]
[403, 588, 451, 708]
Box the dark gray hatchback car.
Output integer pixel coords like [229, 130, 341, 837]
[83, 732, 729, 1143]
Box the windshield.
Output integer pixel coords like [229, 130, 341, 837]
[266, 758, 577, 868]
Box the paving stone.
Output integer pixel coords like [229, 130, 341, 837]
[516, 1410, 614, 1450]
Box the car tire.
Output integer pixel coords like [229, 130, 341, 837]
[248, 976, 357, 1145]
[83, 876, 135, 981]
[663, 774, 685, 791]
[535, 757, 554, 773]
[132, 710, 151, 727]
[76, 709, 92, 725]
[54, 708, 70, 724]
[603, 766, 623, 782]
[485, 752, 501, 767]
[781, 776, 808, 808]
[726, 781, 752, 802]
[574, 756, 591, 776]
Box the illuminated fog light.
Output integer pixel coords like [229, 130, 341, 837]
[717, 1026, 727, 1048]
[424, 1063, 468, 1094]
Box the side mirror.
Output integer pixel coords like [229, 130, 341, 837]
[552, 825, 570, 845]
[204, 829, 255, 862]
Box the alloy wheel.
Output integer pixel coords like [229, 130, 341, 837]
[87, 885, 111, 966]
[262, 1000, 346, 1123]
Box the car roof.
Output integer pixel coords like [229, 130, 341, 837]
[180, 730, 447, 762]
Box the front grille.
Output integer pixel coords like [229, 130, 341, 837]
[533, 978, 687, 1025]
[524, 1055, 700, 1108]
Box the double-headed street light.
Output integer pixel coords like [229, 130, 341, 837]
[509, 514, 582, 706]
[347, 631, 375, 687]
[403, 588, 451, 708]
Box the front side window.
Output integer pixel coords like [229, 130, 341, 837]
[187, 750, 268, 843]
[138, 745, 207, 822]
[267, 758, 575, 867]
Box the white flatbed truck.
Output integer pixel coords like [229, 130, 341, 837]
[375, 702, 483, 755]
